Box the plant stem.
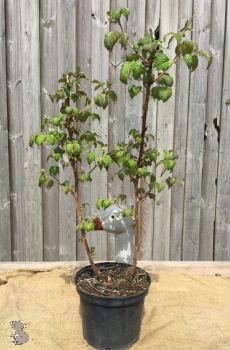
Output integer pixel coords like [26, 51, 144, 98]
[65, 82, 100, 278]
[130, 77, 153, 277]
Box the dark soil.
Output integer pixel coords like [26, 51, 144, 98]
[76, 264, 150, 297]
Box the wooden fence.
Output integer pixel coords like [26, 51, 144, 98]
[0, 0, 229, 262]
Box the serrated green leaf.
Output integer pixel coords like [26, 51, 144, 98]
[132, 61, 143, 80]
[91, 113, 100, 121]
[151, 86, 172, 102]
[196, 50, 213, 69]
[29, 134, 36, 147]
[156, 182, 165, 192]
[84, 222, 95, 232]
[137, 168, 147, 177]
[38, 173, 46, 187]
[72, 107, 79, 118]
[128, 159, 137, 169]
[49, 91, 56, 102]
[99, 155, 112, 169]
[120, 61, 133, 84]
[190, 54, 198, 72]
[120, 32, 129, 49]
[120, 7, 130, 20]
[158, 74, 174, 87]
[165, 159, 175, 171]
[35, 134, 46, 146]
[166, 177, 176, 188]
[123, 207, 132, 216]
[65, 106, 73, 114]
[128, 85, 142, 98]
[104, 30, 121, 52]
[45, 179, 54, 188]
[94, 93, 108, 109]
[102, 199, 111, 209]
[49, 166, 59, 176]
[62, 186, 69, 195]
[87, 151, 96, 165]
[183, 54, 193, 69]
[154, 53, 173, 71]
[106, 90, 118, 103]
[79, 172, 91, 182]
[92, 79, 101, 84]
[46, 134, 56, 146]
[96, 198, 104, 210]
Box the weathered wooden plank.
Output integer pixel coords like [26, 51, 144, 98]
[199, 0, 226, 260]
[153, 0, 179, 260]
[75, 0, 95, 261]
[169, 0, 193, 260]
[107, 0, 128, 261]
[57, 0, 77, 261]
[40, 0, 60, 261]
[182, 0, 211, 260]
[0, 0, 11, 261]
[214, 0, 230, 261]
[139, 0, 160, 260]
[20, 0, 43, 261]
[5, 0, 26, 261]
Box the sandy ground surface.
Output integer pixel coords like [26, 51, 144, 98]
[0, 262, 230, 350]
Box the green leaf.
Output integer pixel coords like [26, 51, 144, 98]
[106, 90, 118, 103]
[151, 86, 172, 102]
[120, 7, 130, 20]
[29, 134, 36, 147]
[87, 151, 96, 165]
[128, 85, 142, 98]
[154, 53, 173, 71]
[132, 61, 143, 80]
[166, 177, 176, 188]
[99, 155, 112, 169]
[102, 199, 111, 209]
[156, 182, 165, 192]
[84, 222, 95, 232]
[72, 107, 79, 118]
[79, 172, 91, 182]
[38, 173, 46, 187]
[120, 61, 133, 84]
[137, 168, 147, 177]
[123, 207, 132, 216]
[196, 50, 213, 69]
[96, 198, 104, 210]
[49, 91, 56, 102]
[35, 134, 46, 146]
[91, 113, 100, 121]
[62, 186, 69, 195]
[45, 179, 54, 188]
[120, 32, 129, 49]
[65, 106, 73, 114]
[94, 93, 108, 109]
[158, 74, 174, 87]
[49, 166, 60, 176]
[183, 54, 193, 69]
[104, 30, 121, 52]
[165, 159, 175, 171]
[128, 159, 137, 169]
[190, 55, 198, 72]
[46, 134, 55, 146]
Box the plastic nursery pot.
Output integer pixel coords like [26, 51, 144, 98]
[75, 262, 151, 350]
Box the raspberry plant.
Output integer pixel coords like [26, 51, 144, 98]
[30, 8, 212, 278]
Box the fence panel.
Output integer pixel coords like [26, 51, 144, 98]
[1, 0, 229, 262]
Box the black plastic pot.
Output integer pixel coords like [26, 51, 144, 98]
[75, 262, 151, 350]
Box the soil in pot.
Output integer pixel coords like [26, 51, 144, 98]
[76, 263, 149, 297]
[75, 263, 151, 350]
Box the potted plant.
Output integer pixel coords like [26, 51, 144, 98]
[30, 7, 212, 350]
